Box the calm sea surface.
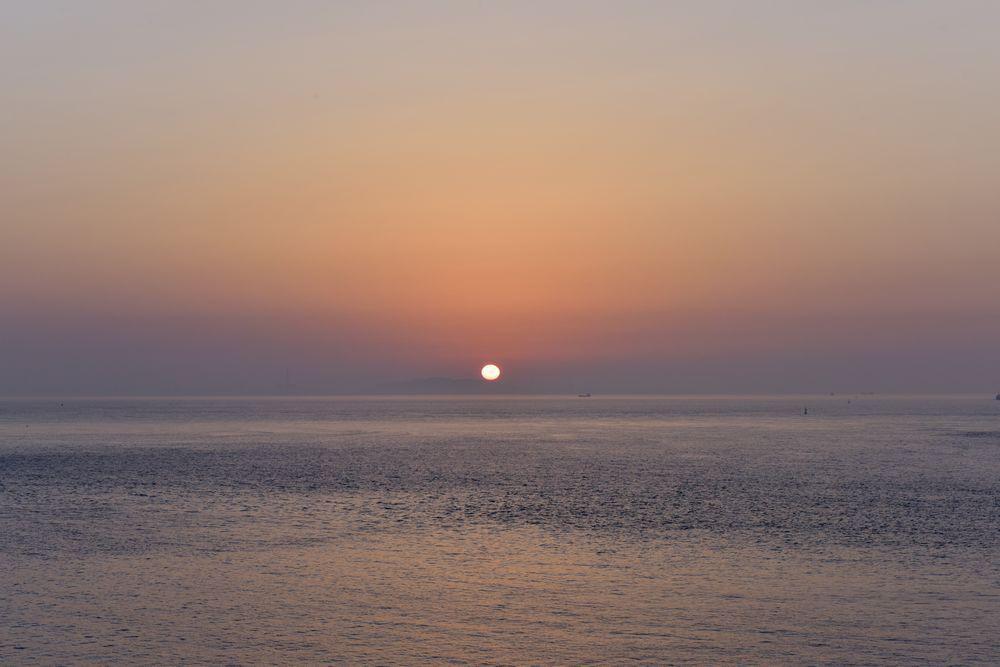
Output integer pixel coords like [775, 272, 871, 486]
[1, 396, 998, 664]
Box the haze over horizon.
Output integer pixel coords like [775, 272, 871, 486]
[3, 1, 999, 396]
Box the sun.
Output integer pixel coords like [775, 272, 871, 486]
[481, 363, 501, 381]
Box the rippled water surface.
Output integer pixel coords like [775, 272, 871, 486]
[1, 396, 998, 664]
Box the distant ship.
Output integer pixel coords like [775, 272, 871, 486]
[996, 393, 1000, 401]
[578, 393, 592, 398]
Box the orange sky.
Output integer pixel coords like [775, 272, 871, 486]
[2, 1, 999, 393]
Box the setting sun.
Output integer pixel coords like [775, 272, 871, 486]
[481, 364, 501, 381]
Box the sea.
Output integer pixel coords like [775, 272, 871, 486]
[1, 395, 998, 664]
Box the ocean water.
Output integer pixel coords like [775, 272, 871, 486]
[1, 395, 998, 664]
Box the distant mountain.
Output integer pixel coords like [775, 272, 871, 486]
[370, 376, 503, 394]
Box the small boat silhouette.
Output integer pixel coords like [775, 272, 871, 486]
[995, 393, 1000, 401]
[578, 393, 591, 398]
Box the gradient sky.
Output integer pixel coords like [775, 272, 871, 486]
[2, 1, 999, 394]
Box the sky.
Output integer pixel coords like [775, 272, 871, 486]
[2, 1, 999, 395]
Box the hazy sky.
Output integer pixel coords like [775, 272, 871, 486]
[2, 1, 999, 394]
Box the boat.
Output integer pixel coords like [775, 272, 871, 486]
[995, 393, 1000, 401]
[578, 393, 591, 398]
